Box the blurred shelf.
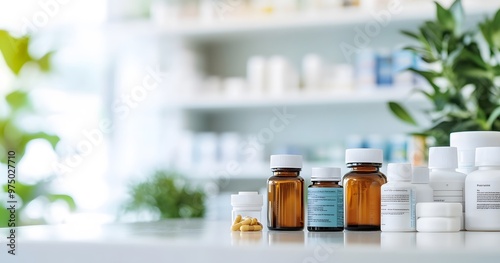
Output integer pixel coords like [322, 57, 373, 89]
[164, 88, 425, 111]
[177, 161, 344, 180]
[177, 161, 394, 180]
[111, 1, 500, 39]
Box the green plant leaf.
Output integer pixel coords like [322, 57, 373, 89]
[388, 102, 418, 126]
[493, 9, 500, 33]
[435, 2, 455, 31]
[25, 132, 60, 149]
[5, 90, 31, 111]
[449, 0, 464, 34]
[487, 106, 500, 129]
[37, 51, 53, 72]
[401, 30, 421, 41]
[0, 30, 32, 75]
[480, 19, 494, 48]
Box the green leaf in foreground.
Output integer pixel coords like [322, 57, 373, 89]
[388, 102, 418, 126]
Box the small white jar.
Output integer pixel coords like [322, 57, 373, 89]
[231, 192, 263, 222]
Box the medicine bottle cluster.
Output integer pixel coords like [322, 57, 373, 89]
[231, 131, 500, 232]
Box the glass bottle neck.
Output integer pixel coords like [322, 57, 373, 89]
[347, 163, 381, 172]
[272, 168, 301, 177]
[311, 181, 340, 186]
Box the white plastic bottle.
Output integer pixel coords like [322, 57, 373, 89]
[428, 147, 466, 229]
[450, 131, 500, 174]
[411, 166, 434, 203]
[465, 147, 500, 231]
[381, 163, 416, 232]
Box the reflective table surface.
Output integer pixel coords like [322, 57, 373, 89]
[1, 220, 499, 263]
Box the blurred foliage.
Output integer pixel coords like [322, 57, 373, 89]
[123, 170, 205, 219]
[0, 29, 75, 227]
[388, 0, 500, 146]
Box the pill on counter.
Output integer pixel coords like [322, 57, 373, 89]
[230, 215, 262, 231]
[233, 215, 242, 225]
[240, 225, 263, 232]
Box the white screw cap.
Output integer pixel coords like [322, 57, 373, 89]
[450, 131, 500, 167]
[311, 167, 341, 181]
[231, 192, 263, 207]
[345, 148, 383, 164]
[428, 147, 458, 169]
[270, 155, 302, 169]
[475, 147, 500, 167]
[387, 163, 412, 182]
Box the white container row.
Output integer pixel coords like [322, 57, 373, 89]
[381, 131, 500, 232]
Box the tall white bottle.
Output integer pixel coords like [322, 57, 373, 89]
[450, 131, 500, 174]
[381, 163, 416, 232]
[465, 147, 500, 231]
[412, 166, 434, 203]
[428, 147, 466, 229]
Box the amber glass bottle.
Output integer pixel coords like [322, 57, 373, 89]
[343, 149, 387, 231]
[267, 155, 304, 231]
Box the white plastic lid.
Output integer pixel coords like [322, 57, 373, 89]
[345, 148, 383, 164]
[412, 166, 429, 184]
[270, 155, 302, 169]
[387, 163, 412, 182]
[231, 192, 263, 207]
[428, 147, 458, 169]
[450, 131, 500, 167]
[475, 147, 500, 167]
[416, 202, 462, 218]
[417, 217, 461, 232]
[311, 167, 341, 181]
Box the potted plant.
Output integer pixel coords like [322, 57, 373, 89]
[122, 170, 205, 220]
[389, 0, 500, 147]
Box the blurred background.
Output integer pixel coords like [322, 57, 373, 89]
[0, 0, 499, 225]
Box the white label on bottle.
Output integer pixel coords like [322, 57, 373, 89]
[381, 187, 416, 230]
[476, 183, 500, 210]
[430, 182, 464, 210]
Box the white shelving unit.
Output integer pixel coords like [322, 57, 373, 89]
[113, 0, 500, 39]
[106, 1, 499, 203]
[165, 88, 422, 110]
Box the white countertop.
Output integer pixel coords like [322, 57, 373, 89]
[1, 220, 500, 263]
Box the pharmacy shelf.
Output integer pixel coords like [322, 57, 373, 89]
[114, 0, 500, 39]
[165, 88, 423, 111]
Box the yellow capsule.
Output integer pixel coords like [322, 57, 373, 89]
[233, 215, 242, 225]
[250, 218, 258, 225]
[241, 218, 252, 225]
[231, 222, 242, 231]
[240, 225, 263, 231]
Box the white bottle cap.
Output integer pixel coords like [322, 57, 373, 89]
[475, 147, 500, 167]
[416, 202, 462, 218]
[428, 147, 458, 169]
[270, 155, 302, 169]
[345, 148, 383, 164]
[311, 167, 341, 181]
[387, 163, 411, 182]
[417, 217, 461, 232]
[450, 131, 500, 167]
[231, 192, 263, 207]
[412, 166, 429, 184]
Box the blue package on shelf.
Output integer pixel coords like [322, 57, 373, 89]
[392, 50, 415, 88]
[376, 51, 393, 87]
